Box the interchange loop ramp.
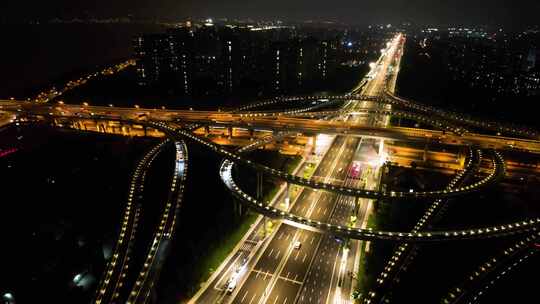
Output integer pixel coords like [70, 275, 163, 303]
[363, 148, 484, 303]
[94, 140, 169, 304]
[218, 152, 537, 242]
[441, 231, 540, 304]
[18, 116, 535, 243]
[151, 121, 506, 200]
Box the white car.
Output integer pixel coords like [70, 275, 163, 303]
[226, 279, 237, 293]
[293, 241, 302, 249]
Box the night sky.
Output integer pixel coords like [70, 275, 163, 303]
[2, 0, 539, 28]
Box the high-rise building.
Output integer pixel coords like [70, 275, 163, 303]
[133, 24, 351, 98]
[133, 34, 176, 86]
[167, 27, 195, 95]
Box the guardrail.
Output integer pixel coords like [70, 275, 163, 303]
[125, 139, 188, 304]
[384, 91, 539, 139]
[441, 231, 540, 304]
[362, 148, 482, 303]
[94, 140, 169, 304]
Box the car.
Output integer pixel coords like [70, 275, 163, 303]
[338, 167, 343, 173]
[293, 241, 302, 249]
[226, 279, 237, 293]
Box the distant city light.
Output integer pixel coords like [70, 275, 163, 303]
[2, 293, 14, 300]
[347, 41, 353, 47]
[73, 273, 82, 284]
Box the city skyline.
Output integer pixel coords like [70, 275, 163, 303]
[1, 3, 539, 304]
[2, 0, 540, 29]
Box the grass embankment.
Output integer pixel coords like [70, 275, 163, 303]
[196, 213, 259, 284]
[189, 151, 302, 296]
[354, 203, 396, 300]
[353, 166, 436, 301]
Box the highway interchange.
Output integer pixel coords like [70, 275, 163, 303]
[1, 33, 540, 304]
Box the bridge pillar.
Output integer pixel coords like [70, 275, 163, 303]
[256, 171, 263, 201]
[312, 135, 317, 154]
[249, 129, 254, 141]
[256, 172, 270, 237]
[373, 162, 388, 213]
[457, 148, 465, 167]
[204, 126, 210, 137]
[423, 138, 429, 162]
[143, 126, 147, 137]
[228, 126, 233, 139]
[233, 197, 244, 218]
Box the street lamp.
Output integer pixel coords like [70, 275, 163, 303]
[3, 292, 15, 304]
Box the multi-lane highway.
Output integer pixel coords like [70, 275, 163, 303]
[190, 33, 401, 304]
[2, 31, 540, 304]
[6, 36, 524, 244]
[230, 135, 359, 304]
[208, 34, 401, 304]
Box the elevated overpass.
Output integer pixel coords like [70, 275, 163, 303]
[2, 32, 540, 304]
[3, 99, 540, 153]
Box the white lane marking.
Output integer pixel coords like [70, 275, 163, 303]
[241, 291, 249, 303]
[248, 293, 257, 304]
